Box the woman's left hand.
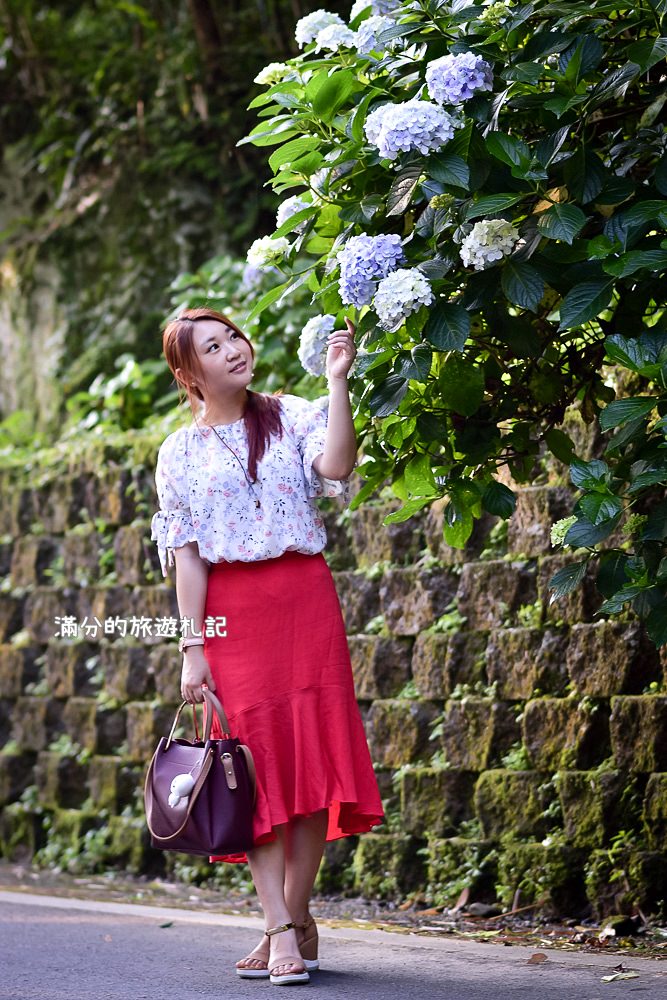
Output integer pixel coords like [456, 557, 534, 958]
[326, 318, 357, 381]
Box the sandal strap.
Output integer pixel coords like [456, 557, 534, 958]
[294, 914, 315, 930]
[269, 957, 306, 975]
[265, 921, 296, 937]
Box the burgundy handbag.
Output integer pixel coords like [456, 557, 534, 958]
[144, 687, 256, 856]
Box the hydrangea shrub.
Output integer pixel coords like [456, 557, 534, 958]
[241, 0, 667, 641]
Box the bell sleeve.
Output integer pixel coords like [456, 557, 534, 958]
[149, 431, 198, 578]
[287, 395, 354, 505]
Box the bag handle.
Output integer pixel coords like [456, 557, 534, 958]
[164, 687, 231, 749]
[201, 686, 231, 739]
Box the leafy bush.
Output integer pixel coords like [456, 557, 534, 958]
[242, 0, 667, 559]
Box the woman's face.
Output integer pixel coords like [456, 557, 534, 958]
[189, 319, 254, 397]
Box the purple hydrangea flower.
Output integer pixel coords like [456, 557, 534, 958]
[337, 233, 405, 307]
[364, 99, 462, 160]
[355, 14, 395, 55]
[425, 52, 493, 105]
[350, 0, 401, 18]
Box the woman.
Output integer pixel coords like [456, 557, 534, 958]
[150, 307, 385, 985]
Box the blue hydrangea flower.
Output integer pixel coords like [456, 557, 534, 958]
[299, 315, 336, 376]
[373, 268, 434, 331]
[350, 0, 401, 18]
[425, 52, 493, 105]
[364, 99, 462, 160]
[337, 234, 405, 308]
[355, 14, 394, 54]
[295, 10, 345, 47]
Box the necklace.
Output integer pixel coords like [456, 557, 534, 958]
[207, 422, 261, 509]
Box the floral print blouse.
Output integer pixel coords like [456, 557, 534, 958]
[150, 393, 352, 577]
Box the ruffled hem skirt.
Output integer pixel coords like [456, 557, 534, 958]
[203, 549, 384, 863]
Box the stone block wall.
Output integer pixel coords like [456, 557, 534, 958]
[1, 441, 666, 919]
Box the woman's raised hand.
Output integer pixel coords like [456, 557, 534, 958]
[180, 646, 216, 703]
[325, 317, 357, 381]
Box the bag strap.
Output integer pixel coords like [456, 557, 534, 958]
[238, 744, 257, 806]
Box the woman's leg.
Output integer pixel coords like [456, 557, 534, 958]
[245, 826, 306, 977]
[284, 809, 329, 923]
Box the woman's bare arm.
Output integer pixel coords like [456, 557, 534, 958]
[173, 542, 216, 703]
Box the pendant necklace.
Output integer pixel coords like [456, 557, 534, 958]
[207, 422, 261, 509]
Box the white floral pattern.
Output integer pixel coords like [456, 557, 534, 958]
[150, 394, 352, 577]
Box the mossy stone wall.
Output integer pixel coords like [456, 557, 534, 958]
[1, 435, 666, 918]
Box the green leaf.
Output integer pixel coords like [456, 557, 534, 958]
[309, 70, 358, 123]
[558, 279, 614, 330]
[602, 249, 667, 278]
[570, 458, 609, 489]
[387, 163, 422, 217]
[579, 492, 622, 525]
[443, 501, 474, 549]
[439, 356, 485, 416]
[596, 551, 630, 599]
[411, 344, 433, 381]
[384, 496, 438, 524]
[548, 561, 588, 602]
[268, 136, 320, 172]
[598, 583, 646, 615]
[481, 480, 516, 518]
[485, 131, 530, 168]
[545, 428, 576, 464]
[604, 332, 667, 375]
[646, 602, 667, 647]
[537, 203, 587, 244]
[627, 467, 667, 493]
[564, 514, 621, 547]
[423, 302, 470, 352]
[599, 397, 657, 431]
[405, 453, 438, 496]
[244, 278, 292, 324]
[465, 193, 525, 220]
[427, 153, 470, 190]
[369, 374, 408, 417]
[501, 262, 544, 311]
[587, 62, 640, 111]
[626, 37, 667, 72]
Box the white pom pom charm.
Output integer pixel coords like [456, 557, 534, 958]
[168, 772, 196, 808]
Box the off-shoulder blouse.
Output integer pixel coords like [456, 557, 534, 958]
[149, 393, 351, 577]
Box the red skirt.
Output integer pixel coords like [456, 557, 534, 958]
[203, 549, 385, 863]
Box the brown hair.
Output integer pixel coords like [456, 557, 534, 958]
[161, 307, 284, 481]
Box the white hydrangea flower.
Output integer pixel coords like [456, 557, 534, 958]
[373, 268, 434, 331]
[276, 195, 311, 233]
[254, 62, 290, 86]
[295, 10, 345, 47]
[355, 14, 395, 54]
[247, 235, 290, 268]
[459, 219, 519, 269]
[314, 23, 356, 52]
[298, 315, 336, 376]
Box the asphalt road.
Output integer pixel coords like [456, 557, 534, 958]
[0, 892, 665, 1000]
